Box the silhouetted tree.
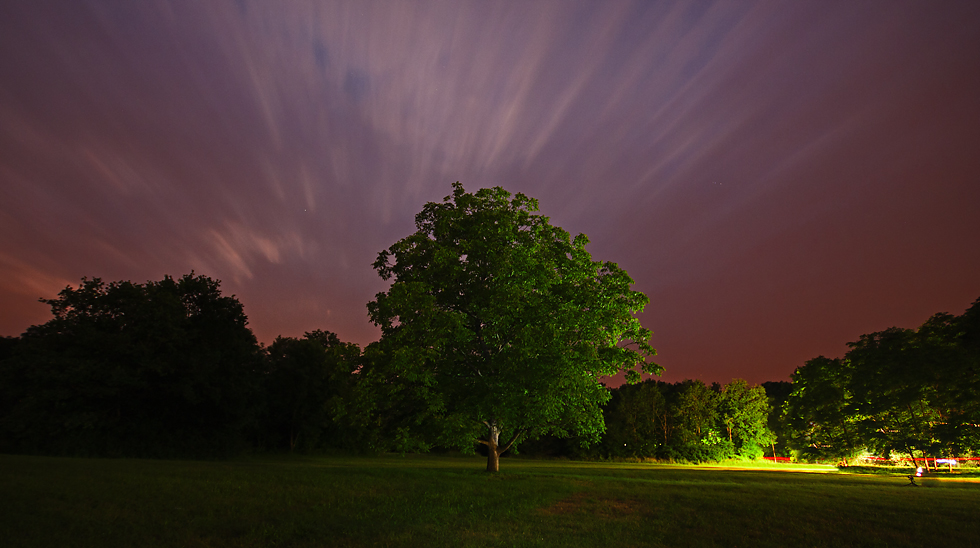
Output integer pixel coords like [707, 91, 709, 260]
[0, 336, 22, 430]
[783, 297, 980, 465]
[0, 274, 262, 457]
[847, 327, 945, 467]
[762, 380, 792, 457]
[783, 356, 859, 463]
[262, 330, 360, 452]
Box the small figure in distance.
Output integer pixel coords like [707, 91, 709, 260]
[906, 467, 924, 486]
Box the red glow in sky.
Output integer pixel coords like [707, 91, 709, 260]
[2, 1, 979, 384]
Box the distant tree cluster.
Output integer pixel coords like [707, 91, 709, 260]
[782, 299, 980, 467]
[589, 379, 776, 462]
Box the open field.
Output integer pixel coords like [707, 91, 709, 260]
[2, 453, 978, 547]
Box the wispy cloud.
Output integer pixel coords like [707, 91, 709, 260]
[1, 0, 978, 382]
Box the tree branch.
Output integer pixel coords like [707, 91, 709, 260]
[498, 426, 528, 455]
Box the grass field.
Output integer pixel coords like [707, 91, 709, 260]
[2, 453, 979, 547]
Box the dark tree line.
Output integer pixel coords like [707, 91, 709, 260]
[4, 271, 975, 466]
[0, 274, 364, 458]
[782, 298, 980, 467]
[0, 271, 779, 462]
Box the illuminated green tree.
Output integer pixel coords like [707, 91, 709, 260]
[366, 183, 658, 471]
[671, 380, 719, 446]
[718, 379, 775, 459]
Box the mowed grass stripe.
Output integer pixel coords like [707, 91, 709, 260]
[1, 453, 978, 547]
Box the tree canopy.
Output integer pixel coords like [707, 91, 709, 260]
[719, 379, 775, 459]
[262, 330, 360, 452]
[782, 298, 980, 466]
[365, 183, 659, 471]
[0, 274, 263, 457]
[594, 378, 775, 463]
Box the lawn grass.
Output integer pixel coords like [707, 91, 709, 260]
[2, 452, 978, 547]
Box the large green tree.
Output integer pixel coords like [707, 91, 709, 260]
[913, 309, 980, 457]
[366, 183, 659, 471]
[847, 327, 946, 467]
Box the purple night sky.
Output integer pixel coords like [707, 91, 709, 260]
[2, 0, 978, 384]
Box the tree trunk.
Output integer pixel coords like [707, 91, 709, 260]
[486, 422, 500, 473]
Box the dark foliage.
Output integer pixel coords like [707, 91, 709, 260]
[762, 381, 793, 456]
[782, 297, 980, 464]
[567, 379, 772, 463]
[0, 274, 264, 458]
[259, 330, 360, 452]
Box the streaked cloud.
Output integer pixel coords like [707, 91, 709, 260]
[1, 0, 978, 383]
